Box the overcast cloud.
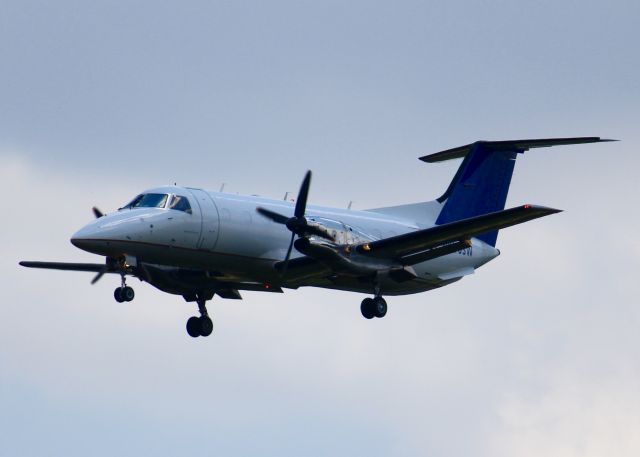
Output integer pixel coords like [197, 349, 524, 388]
[1, 1, 639, 456]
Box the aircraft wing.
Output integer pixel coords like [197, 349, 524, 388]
[356, 204, 561, 263]
[20, 261, 285, 298]
[275, 256, 332, 284]
[19, 261, 112, 273]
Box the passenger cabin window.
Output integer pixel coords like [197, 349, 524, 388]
[121, 193, 169, 209]
[169, 195, 192, 214]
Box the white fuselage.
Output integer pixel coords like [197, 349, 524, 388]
[71, 185, 499, 296]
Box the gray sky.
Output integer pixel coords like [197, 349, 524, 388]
[1, 1, 639, 456]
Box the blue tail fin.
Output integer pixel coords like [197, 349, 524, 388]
[419, 137, 612, 246]
[433, 144, 517, 246]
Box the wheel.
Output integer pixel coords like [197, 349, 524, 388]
[122, 286, 135, 302]
[186, 316, 201, 338]
[114, 287, 125, 303]
[360, 298, 375, 319]
[373, 297, 387, 318]
[199, 316, 213, 337]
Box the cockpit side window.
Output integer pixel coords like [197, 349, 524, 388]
[168, 195, 192, 214]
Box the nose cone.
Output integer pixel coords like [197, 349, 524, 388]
[70, 220, 102, 252]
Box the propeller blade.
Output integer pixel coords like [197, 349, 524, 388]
[256, 207, 290, 224]
[92, 207, 104, 218]
[280, 232, 296, 278]
[91, 268, 107, 285]
[294, 170, 312, 218]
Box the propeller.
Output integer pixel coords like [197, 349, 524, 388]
[92, 206, 104, 218]
[256, 170, 334, 276]
[90, 257, 122, 285]
[91, 268, 107, 285]
[89, 207, 106, 280]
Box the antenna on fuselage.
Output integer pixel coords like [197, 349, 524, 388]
[219, 183, 226, 192]
[348, 201, 353, 210]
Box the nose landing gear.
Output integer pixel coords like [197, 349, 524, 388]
[186, 296, 214, 338]
[113, 275, 135, 303]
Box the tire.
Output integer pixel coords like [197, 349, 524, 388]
[122, 286, 135, 302]
[199, 316, 213, 337]
[360, 298, 375, 319]
[373, 297, 387, 318]
[114, 287, 125, 303]
[186, 316, 201, 338]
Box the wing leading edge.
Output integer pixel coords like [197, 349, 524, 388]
[356, 204, 561, 263]
[19, 261, 110, 272]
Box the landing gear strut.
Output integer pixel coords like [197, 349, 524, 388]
[361, 296, 387, 319]
[186, 295, 213, 338]
[113, 274, 135, 303]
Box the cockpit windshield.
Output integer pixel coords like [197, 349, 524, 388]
[121, 193, 169, 209]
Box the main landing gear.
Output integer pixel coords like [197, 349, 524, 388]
[360, 296, 387, 319]
[113, 275, 135, 303]
[186, 296, 213, 338]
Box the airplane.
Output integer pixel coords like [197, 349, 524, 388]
[20, 137, 612, 338]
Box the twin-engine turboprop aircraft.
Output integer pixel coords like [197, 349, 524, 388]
[21, 137, 611, 337]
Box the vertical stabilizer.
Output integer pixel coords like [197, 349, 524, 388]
[419, 137, 611, 246]
[434, 144, 517, 245]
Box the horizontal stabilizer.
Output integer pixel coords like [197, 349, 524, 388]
[420, 137, 615, 163]
[356, 204, 561, 261]
[19, 261, 111, 273]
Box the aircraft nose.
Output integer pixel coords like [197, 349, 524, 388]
[70, 223, 101, 251]
[70, 212, 141, 257]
